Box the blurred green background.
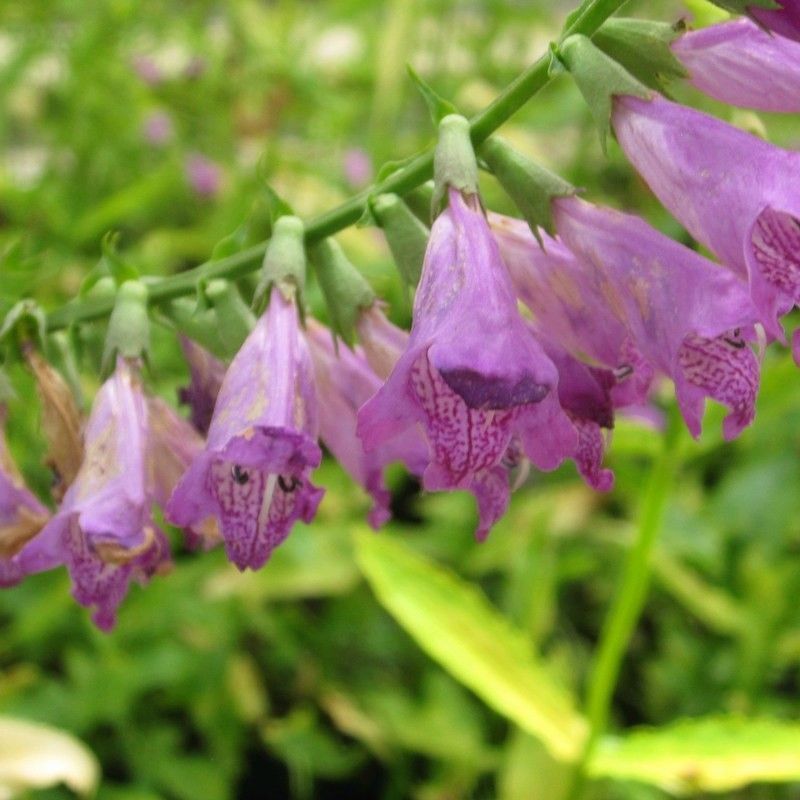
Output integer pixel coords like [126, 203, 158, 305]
[3, 0, 800, 798]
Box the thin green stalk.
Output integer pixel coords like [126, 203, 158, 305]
[566, 407, 682, 800]
[45, 0, 627, 333]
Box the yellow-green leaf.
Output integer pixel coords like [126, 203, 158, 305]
[354, 531, 588, 762]
[591, 716, 800, 794]
[0, 716, 99, 799]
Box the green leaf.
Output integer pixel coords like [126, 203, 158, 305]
[592, 19, 688, 92]
[0, 716, 99, 798]
[558, 34, 651, 153]
[590, 716, 800, 793]
[407, 65, 459, 125]
[355, 532, 588, 762]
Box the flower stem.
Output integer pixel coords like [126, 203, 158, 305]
[45, 0, 627, 333]
[565, 405, 682, 800]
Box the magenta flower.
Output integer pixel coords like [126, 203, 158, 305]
[185, 153, 222, 198]
[553, 196, 762, 440]
[343, 148, 373, 188]
[613, 93, 800, 357]
[2, 359, 170, 630]
[306, 319, 428, 528]
[357, 188, 576, 540]
[167, 287, 323, 570]
[131, 54, 163, 86]
[541, 339, 615, 492]
[490, 212, 654, 409]
[355, 303, 410, 381]
[0, 408, 50, 582]
[671, 18, 800, 112]
[178, 335, 226, 434]
[147, 396, 220, 551]
[750, 0, 800, 42]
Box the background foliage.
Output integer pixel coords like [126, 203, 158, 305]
[2, 0, 800, 798]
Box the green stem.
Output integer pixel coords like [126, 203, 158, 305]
[45, 0, 626, 333]
[566, 406, 682, 800]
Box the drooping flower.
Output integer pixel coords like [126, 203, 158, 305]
[490, 213, 654, 409]
[305, 319, 428, 528]
[147, 396, 220, 550]
[355, 302, 410, 381]
[750, 0, 800, 43]
[167, 286, 324, 570]
[0, 406, 49, 572]
[612, 93, 800, 358]
[671, 17, 800, 112]
[553, 196, 762, 440]
[177, 335, 227, 434]
[357, 187, 577, 540]
[1, 358, 170, 630]
[131, 54, 163, 86]
[343, 148, 373, 188]
[143, 111, 175, 146]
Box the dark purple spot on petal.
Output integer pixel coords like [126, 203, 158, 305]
[438, 368, 549, 410]
[750, 207, 800, 301]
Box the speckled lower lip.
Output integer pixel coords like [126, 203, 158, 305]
[438, 367, 549, 410]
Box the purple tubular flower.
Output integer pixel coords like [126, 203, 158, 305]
[671, 18, 800, 112]
[178, 335, 227, 434]
[357, 188, 576, 540]
[147, 396, 220, 550]
[0, 408, 50, 582]
[540, 339, 615, 492]
[167, 286, 324, 570]
[306, 319, 428, 528]
[553, 196, 762, 440]
[490, 212, 654, 408]
[613, 93, 800, 357]
[750, 0, 800, 43]
[355, 303, 409, 381]
[2, 359, 170, 630]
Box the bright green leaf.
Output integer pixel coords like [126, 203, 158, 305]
[355, 532, 588, 762]
[591, 716, 800, 794]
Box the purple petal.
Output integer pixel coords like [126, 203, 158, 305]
[178, 336, 227, 434]
[751, 1, 800, 43]
[570, 417, 614, 492]
[672, 18, 800, 112]
[554, 196, 761, 438]
[167, 288, 323, 569]
[356, 304, 409, 380]
[306, 320, 428, 529]
[612, 93, 800, 342]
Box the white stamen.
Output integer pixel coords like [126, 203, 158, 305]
[257, 473, 278, 532]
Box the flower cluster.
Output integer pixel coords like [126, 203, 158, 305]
[2, 7, 797, 628]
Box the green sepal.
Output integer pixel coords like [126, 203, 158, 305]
[592, 18, 688, 92]
[432, 114, 479, 214]
[49, 330, 85, 408]
[158, 297, 227, 360]
[558, 34, 651, 153]
[403, 181, 435, 225]
[254, 215, 306, 313]
[480, 137, 575, 243]
[102, 280, 150, 373]
[0, 300, 47, 361]
[371, 193, 429, 287]
[203, 279, 256, 356]
[407, 65, 459, 125]
[707, 0, 778, 14]
[309, 239, 375, 346]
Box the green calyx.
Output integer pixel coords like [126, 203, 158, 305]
[557, 34, 651, 153]
[432, 114, 480, 214]
[371, 193, 429, 287]
[592, 18, 688, 92]
[204, 280, 256, 357]
[254, 215, 306, 311]
[480, 137, 576, 243]
[309, 239, 375, 345]
[102, 280, 150, 372]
